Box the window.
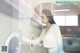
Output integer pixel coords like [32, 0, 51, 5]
[54, 16, 65, 26]
[54, 15, 78, 26]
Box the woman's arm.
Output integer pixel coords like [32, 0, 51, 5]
[29, 29, 44, 45]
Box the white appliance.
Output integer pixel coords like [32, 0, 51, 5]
[63, 34, 80, 53]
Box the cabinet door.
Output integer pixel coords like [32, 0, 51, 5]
[20, 45, 42, 53]
[41, 47, 48, 53]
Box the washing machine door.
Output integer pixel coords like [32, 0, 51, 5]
[8, 37, 20, 53]
[5, 32, 21, 53]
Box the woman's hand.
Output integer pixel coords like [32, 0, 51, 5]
[31, 35, 38, 40]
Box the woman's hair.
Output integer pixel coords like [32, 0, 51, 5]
[42, 9, 56, 24]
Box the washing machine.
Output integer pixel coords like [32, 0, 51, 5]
[63, 34, 80, 53]
[4, 32, 21, 53]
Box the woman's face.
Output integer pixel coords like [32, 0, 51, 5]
[41, 14, 48, 24]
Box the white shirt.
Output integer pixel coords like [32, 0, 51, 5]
[41, 24, 64, 53]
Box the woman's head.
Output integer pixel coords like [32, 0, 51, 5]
[41, 9, 56, 24]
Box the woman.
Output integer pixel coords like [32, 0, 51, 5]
[40, 9, 64, 53]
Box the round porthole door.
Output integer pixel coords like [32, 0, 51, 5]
[5, 32, 21, 53]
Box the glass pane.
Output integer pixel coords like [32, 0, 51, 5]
[66, 15, 78, 26]
[54, 16, 66, 26]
